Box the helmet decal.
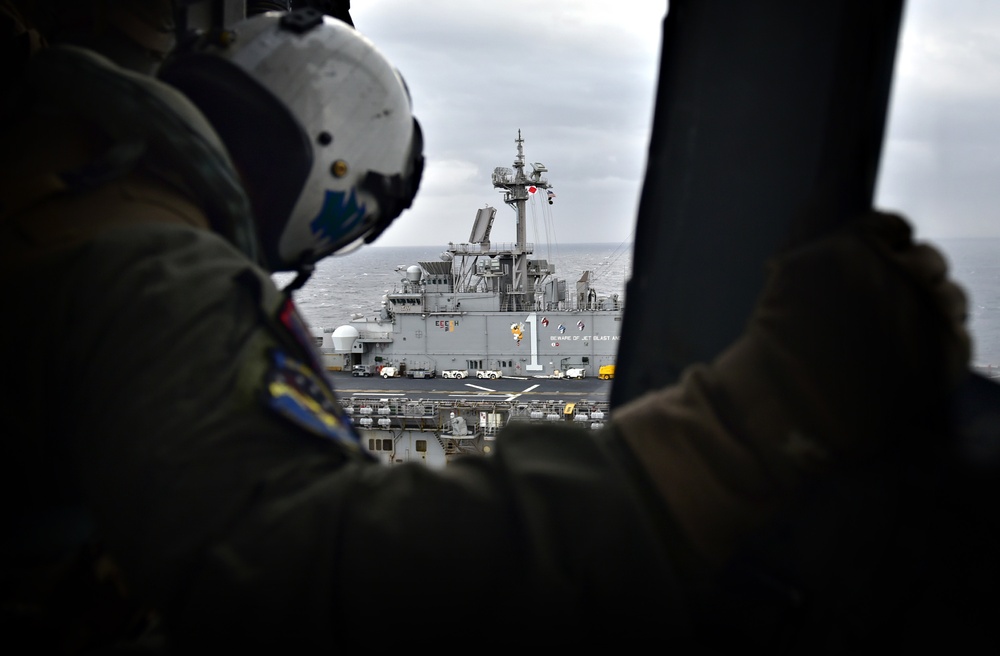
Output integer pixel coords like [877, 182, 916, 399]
[310, 188, 368, 246]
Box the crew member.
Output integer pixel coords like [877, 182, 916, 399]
[0, 5, 971, 652]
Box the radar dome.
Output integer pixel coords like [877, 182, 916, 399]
[332, 324, 361, 352]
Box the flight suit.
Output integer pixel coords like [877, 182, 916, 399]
[1, 32, 971, 655]
[0, 47, 686, 651]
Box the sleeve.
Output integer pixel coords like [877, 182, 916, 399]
[65, 222, 688, 650]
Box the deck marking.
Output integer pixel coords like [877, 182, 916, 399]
[449, 393, 509, 399]
[506, 383, 541, 402]
[349, 392, 408, 397]
[525, 313, 543, 371]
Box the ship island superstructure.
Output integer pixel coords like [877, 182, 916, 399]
[320, 131, 625, 379]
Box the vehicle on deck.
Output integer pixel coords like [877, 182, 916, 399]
[598, 365, 616, 380]
[476, 370, 502, 379]
[351, 364, 374, 377]
[407, 368, 436, 379]
[441, 369, 468, 379]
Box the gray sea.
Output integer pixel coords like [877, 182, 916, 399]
[276, 238, 1000, 369]
[935, 238, 1000, 370]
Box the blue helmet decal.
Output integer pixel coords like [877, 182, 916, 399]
[310, 188, 368, 246]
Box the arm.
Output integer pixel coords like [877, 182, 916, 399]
[65, 217, 683, 648]
[614, 211, 970, 573]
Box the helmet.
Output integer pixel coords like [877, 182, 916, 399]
[159, 8, 424, 272]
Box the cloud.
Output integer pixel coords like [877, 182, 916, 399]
[877, 0, 1000, 238]
[351, 1, 1000, 244]
[351, 0, 665, 246]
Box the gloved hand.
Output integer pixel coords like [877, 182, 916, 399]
[613, 211, 971, 568]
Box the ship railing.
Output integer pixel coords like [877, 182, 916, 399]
[355, 330, 393, 342]
[505, 400, 611, 426]
[541, 299, 625, 313]
[344, 398, 611, 434]
[449, 241, 534, 256]
[390, 305, 424, 315]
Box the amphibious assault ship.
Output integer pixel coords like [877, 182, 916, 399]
[316, 132, 625, 379]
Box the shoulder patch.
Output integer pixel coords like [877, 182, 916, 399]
[277, 298, 325, 373]
[263, 347, 366, 454]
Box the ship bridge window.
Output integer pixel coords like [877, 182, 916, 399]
[368, 438, 394, 452]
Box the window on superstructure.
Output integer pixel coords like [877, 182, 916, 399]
[416, 440, 427, 453]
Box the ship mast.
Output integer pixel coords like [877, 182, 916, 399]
[492, 130, 550, 311]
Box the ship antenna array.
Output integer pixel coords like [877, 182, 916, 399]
[489, 130, 553, 310]
[496, 129, 551, 205]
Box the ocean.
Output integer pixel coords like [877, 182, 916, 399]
[276, 238, 1000, 369]
[935, 238, 1000, 370]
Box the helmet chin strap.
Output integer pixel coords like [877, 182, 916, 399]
[356, 117, 425, 247]
[281, 252, 317, 293]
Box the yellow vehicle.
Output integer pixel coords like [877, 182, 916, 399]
[598, 365, 616, 380]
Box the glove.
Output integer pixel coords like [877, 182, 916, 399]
[613, 211, 971, 568]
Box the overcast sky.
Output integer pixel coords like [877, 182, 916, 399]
[348, 1, 1000, 246]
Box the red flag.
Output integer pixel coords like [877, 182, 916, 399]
[526, 186, 537, 194]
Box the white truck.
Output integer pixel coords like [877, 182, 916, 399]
[441, 369, 468, 379]
[476, 369, 502, 379]
[553, 368, 586, 379]
[379, 366, 400, 378]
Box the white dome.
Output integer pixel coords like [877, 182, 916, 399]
[331, 324, 361, 352]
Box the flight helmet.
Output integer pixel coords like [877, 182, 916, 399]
[159, 8, 424, 272]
